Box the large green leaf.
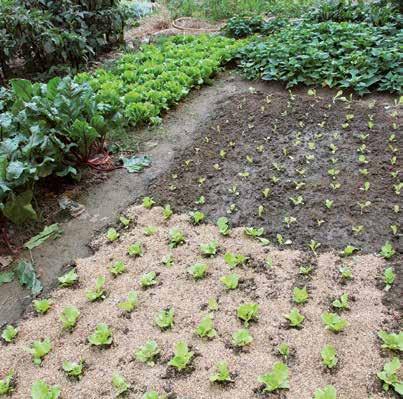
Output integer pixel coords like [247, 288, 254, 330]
[10, 79, 33, 102]
[15, 259, 43, 296]
[2, 190, 37, 224]
[24, 223, 63, 250]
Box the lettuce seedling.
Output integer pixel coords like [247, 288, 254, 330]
[33, 299, 52, 315]
[143, 226, 157, 236]
[378, 331, 403, 352]
[308, 240, 321, 256]
[119, 215, 131, 228]
[299, 265, 313, 276]
[142, 197, 155, 209]
[140, 271, 158, 288]
[109, 261, 126, 277]
[339, 266, 353, 280]
[112, 373, 130, 397]
[321, 344, 337, 368]
[321, 312, 348, 333]
[237, 303, 259, 327]
[380, 242, 395, 259]
[244, 227, 264, 238]
[220, 273, 239, 290]
[217, 217, 231, 236]
[168, 341, 194, 371]
[200, 241, 218, 257]
[190, 211, 205, 225]
[128, 242, 144, 257]
[163, 204, 173, 220]
[384, 267, 395, 291]
[86, 276, 106, 302]
[31, 380, 60, 399]
[258, 362, 289, 393]
[143, 392, 161, 399]
[62, 360, 84, 379]
[135, 340, 160, 366]
[0, 370, 14, 395]
[155, 308, 174, 330]
[313, 385, 337, 399]
[118, 291, 138, 313]
[169, 228, 186, 248]
[332, 293, 349, 310]
[1, 325, 18, 343]
[196, 315, 217, 339]
[377, 357, 403, 394]
[27, 338, 52, 365]
[208, 298, 219, 312]
[60, 306, 80, 330]
[278, 343, 289, 359]
[285, 308, 304, 328]
[341, 245, 358, 257]
[293, 286, 308, 304]
[58, 269, 79, 288]
[187, 263, 208, 280]
[88, 324, 113, 347]
[196, 195, 205, 205]
[210, 361, 233, 383]
[162, 253, 174, 268]
[224, 252, 248, 269]
[232, 329, 253, 347]
[107, 228, 119, 242]
[289, 196, 304, 206]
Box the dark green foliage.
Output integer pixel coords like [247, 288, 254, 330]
[224, 16, 289, 38]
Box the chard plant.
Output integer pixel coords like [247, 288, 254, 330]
[377, 357, 403, 395]
[33, 299, 52, 315]
[112, 373, 130, 397]
[210, 361, 233, 383]
[58, 269, 78, 288]
[62, 360, 84, 379]
[27, 338, 52, 365]
[321, 312, 348, 333]
[168, 341, 194, 371]
[60, 306, 80, 331]
[140, 271, 158, 288]
[118, 291, 138, 313]
[293, 286, 308, 304]
[220, 273, 239, 290]
[187, 263, 208, 280]
[285, 308, 304, 328]
[109, 261, 126, 277]
[332, 293, 349, 310]
[0, 371, 14, 395]
[224, 252, 248, 268]
[217, 217, 231, 236]
[313, 385, 337, 399]
[31, 380, 60, 399]
[258, 362, 289, 393]
[135, 340, 160, 366]
[200, 241, 218, 257]
[321, 344, 338, 368]
[190, 211, 205, 225]
[196, 315, 217, 339]
[232, 328, 253, 347]
[237, 303, 259, 327]
[163, 204, 173, 220]
[128, 242, 144, 257]
[1, 325, 18, 343]
[86, 276, 106, 302]
[155, 308, 174, 330]
[378, 331, 403, 352]
[384, 267, 395, 291]
[169, 228, 186, 248]
[142, 197, 155, 209]
[107, 228, 119, 242]
[88, 324, 113, 347]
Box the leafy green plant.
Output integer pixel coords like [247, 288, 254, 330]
[128, 242, 144, 257]
[377, 357, 403, 394]
[380, 241, 395, 259]
[321, 312, 348, 333]
[341, 245, 358, 257]
[88, 324, 113, 347]
[1, 325, 18, 343]
[187, 263, 208, 280]
[62, 360, 84, 379]
[143, 392, 162, 399]
[86, 276, 106, 302]
[200, 241, 218, 257]
[110, 261, 126, 277]
[384, 267, 395, 290]
[163, 204, 173, 220]
[220, 273, 239, 290]
[0, 371, 14, 395]
[232, 328, 253, 347]
[332, 293, 349, 310]
[27, 338, 52, 365]
[224, 252, 248, 268]
[168, 341, 194, 371]
[285, 308, 304, 328]
[378, 331, 403, 352]
[135, 340, 160, 366]
[210, 361, 233, 383]
[118, 291, 138, 313]
[60, 306, 80, 331]
[237, 303, 259, 327]
[107, 228, 119, 242]
[217, 217, 231, 236]
[144, 226, 157, 236]
[31, 380, 60, 399]
[33, 299, 52, 315]
[258, 362, 289, 393]
[321, 344, 338, 368]
[142, 197, 155, 209]
[196, 315, 217, 339]
[339, 266, 353, 280]
[313, 385, 337, 399]
[155, 308, 174, 330]
[190, 211, 205, 225]
[278, 343, 289, 359]
[112, 373, 130, 397]
[293, 286, 308, 304]
[140, 271, 158, 288]
[58, 269, 78, 288]
[299, 265, 313, 275]
[244, 227, 264, 239]
[169, 228, 186, 248]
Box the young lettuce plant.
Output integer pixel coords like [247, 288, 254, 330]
[321, 344, 338, 369]
[341, 245, 359, 257]
[200, 241, 218, 257]
[237, 303, 259, 327]
[143, 226, 157, 236]
[135, 340, 160, 366]
[244, 227, 264, 239]
[217, 217, 231, 236]
[210, 361, 233, 383]
[86, 276, 106, 302]
[112, 373, 130, 397]
[293, 286, 308, 304]
[163, 204, 173, 220]
[33, 299, 52, 315]
[378, 331, 403, 352]
[224, 252, 248, 269]
[31, 380, 60, 399]
[0, 371, 14, 395]
[220, 273, 239, 290]
[60, 306, 80, 331]
[1, 325, 18, 343]
[140, 271, 158, 288]
[142, 197, 155, 209]
[168, 341, 194, 371]
[313, 385, 337, 399]
[143, 391, 162, 399]
[377, 357, 403, 394]
[277, 343, 289, 360]
[258, 362, 289, 393]
[118, 291, 138, 313]
[107, 228, 119, 242]
[58, 269, 78, 288]
[128, 242, 144, 257]
[196, 315, 217, 339]
[190, 211, 205, 225]
[155, 308, 174, 331]
[62, 360, 84, 379]
[27, 338, 52, 365]
[187, 263, 208, 280]
[380, 241, 395, 259]
[162, 253, 174, 268]
[332, 293, 349, 311]
[285, 308, 304, 328]
[383, 267, 395, 291]
[88, 324, 113, 347]
[321, 312, 348, 333]
[232, 329, 253, 347]
[109, 261, 126, 277]
[169, 228, 186, 248]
